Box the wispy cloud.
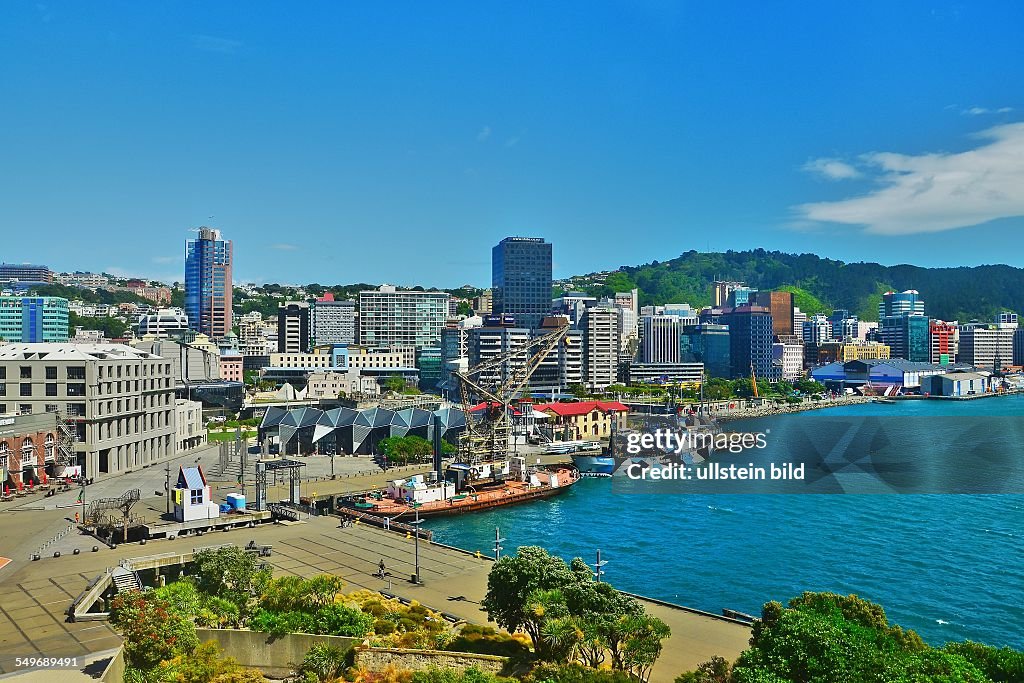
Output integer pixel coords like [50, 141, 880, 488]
[962, 106, 1013, 116]
[476, 126, 492, 142]
[189, 34, 242, 54]
[796, 122, 1024, 235]
[271, 243, 299, 251]
[803, 158, 862, 180]
[504, 136, 521, 148]
[152, 255, 180, 265]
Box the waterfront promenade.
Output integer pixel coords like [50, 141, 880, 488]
[0, 506, 749, 682]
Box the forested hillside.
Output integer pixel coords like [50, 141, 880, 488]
[566, 250, 1024, 322]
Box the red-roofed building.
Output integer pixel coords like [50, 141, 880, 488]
[531, 401, 628, 440]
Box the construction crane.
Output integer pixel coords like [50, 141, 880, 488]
[454, 322, 571, 467]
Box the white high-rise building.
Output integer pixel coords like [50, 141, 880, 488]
[359, 285, 449, 349]
[581, 305, 620, 391]
[312, 298, 356, 346]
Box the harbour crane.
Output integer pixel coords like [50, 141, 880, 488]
[454, 321, 571, 467]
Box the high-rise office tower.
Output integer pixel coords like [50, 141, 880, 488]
[879, 290, 927, 361]
[640, 315, 684, 363]
[751, 291, 795, 338]
[184, 227, 233, 339]
[311, 295, 356, 346]
[278, 301, 311, 353]
[721, 305, 774, 380]
[492, 237, 552, 330]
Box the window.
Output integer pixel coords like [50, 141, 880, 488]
[20, 383, 31, 397]
[190, 489, 203, 505]
[20, 366, 31, 379]
[67, 367, 86, 380]
[45, 404, 59, 413]
[67, 383, 86, 397]
[45, 383, 57, 397]
[0, 368, 5, 379]
[0, 382, 5, 396]
[19, 404, 31, 415]
[45, 366, 57, 380]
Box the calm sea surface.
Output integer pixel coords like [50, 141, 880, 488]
[424, 396, 1024, 649]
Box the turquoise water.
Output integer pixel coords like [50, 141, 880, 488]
[425, 396, 1024, 650]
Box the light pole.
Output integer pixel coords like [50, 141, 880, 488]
[594, 549, 608, 583]
[164, 463, 171, 514]
[410, 505, 423, 584]
[493, 527, 506, 560]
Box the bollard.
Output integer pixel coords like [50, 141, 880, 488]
[168, 534, 176, 540]
[140, 539, 147, 545]
[53, 551, 60, 558]
[92, 546, 99, 552]
[73, 548, 80, 555]
[32, 554, 40, 561]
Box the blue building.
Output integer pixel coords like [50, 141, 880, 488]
[878, 290, 928, 361]
[720, 306, 773, 380]
[0, 296, 69, 342]
[184, 227, 233, 339]
[680, 323, 731, 378]
[492, 237, 552, 331]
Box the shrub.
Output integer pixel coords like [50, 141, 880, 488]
[300, 643, 350, 683]
[410, 667, 514, 683]
[523, 663, 634, 683]
[447, 625, 531, 658]
[109, 591, 199, 671]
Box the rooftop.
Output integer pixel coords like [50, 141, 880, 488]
[0, 343, 162, 361]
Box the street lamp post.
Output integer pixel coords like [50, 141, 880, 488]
[594, 549, 608, 583]
[410, 505, 423, 584]
[164, 463, 171, 515]
[493, 527, 506, 560]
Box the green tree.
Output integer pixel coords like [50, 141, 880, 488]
[481, 546, 591, 658]
[456, 301, 473, 316]
[192, 546, 272, 617]
[383, 375, 407, 393]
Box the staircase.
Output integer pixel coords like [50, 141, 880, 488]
[111, 567, 142, 593]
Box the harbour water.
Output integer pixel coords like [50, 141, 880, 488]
[425, 396, 1024, 650]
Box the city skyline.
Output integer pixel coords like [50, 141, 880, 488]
[1, 2, 1023, 285]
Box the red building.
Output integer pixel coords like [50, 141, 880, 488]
[0, 412, 60, 494]
[929, 320, 959, 365]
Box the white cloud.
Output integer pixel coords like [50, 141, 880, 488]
[796, 122, 1024, 235]
[152, 255, 180, 264]
[962, 106, 1014, 116]
[504, 136, 521, 148]
[477, 126, 492, 142]
[271, 243, 299, 251]
[190, 34, 242, 54]
[803, 158, 862, 180]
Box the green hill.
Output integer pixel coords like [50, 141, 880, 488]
[564, 249, 1024, 322]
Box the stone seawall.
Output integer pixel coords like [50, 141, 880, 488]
[355, 647, 507, 675]
[716, 396, 871, 422]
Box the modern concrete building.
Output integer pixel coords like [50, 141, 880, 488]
[712, 281, 746, 307]
[792, 307, 807, 340]
[581, 304, 620, 391]
[305, 370, 379, 399]
[0, 343, 176, 479]
[54, 272, 108, 288]
[277, 301, 311, 354]
[311, 296, 356, 346]
[0, 296, 69, 343]
[929, 320, 959, 365]
[640, 315, 685, 363]
[358, 285, 449, 349]
[492, 236, 552, 330]
[136, 308, 190, 338]
[958, 321, 1016, 373]
[472, 289, 493, 316]
[771, 336, 804, 381]
[923, 372, 989, 397]
[0, 263, 53, 284]
[184, 227, 233, 339]
[625, 362, 704, 385]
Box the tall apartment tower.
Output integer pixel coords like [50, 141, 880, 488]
[184, 227, 233, 339]
[278, 301, 311, 353]
[492, 237, 552, 331]
[581, 305, 621, 391]
[311, 295, 356, 346]
[640, 315, 684, 363]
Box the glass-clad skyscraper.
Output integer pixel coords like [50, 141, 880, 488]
[184, 227, 233, 339]
[492, 237, 552, 331]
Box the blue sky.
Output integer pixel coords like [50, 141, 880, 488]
[2, 1, 1022, 287]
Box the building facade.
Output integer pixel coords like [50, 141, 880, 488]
[311, 297, 356, 346]
[640, 315, 684, 363]
[581, 305, 620, 391]
[137, 308, 190, 337]
[184, 227, 233, 339]
[929, 320, 959, 365]
[175, 399, 206, 452]
[958, 322, 1015, 372]
[277, 301, 311, 353]
[0, 263, 53, 283]
[358, 286, 449, 349]
[492, 237, 552, 330]
[751, 291, 794, 338]
[0, 296, 69, 343]
[0, 411, 59, 488]
[680, 324, 730, 378]
[721, 305, 774, 380]
[0, 344, 176, 479]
